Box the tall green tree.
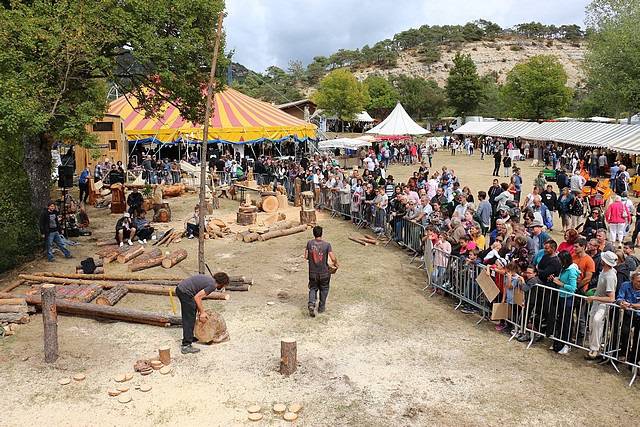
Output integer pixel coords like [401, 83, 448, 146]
[476, 73, 505, 118]
[0, 0, 227, 213]
[445, 52, 483, 118]
[500, 55, 573, 119]
[584, 0, 640, 122]
[313, 69, 369, 125]
[392, 76, 446, 119]
[363, 75, 398, 119]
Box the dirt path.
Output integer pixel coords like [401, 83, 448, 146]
[1, 151, 639, 426]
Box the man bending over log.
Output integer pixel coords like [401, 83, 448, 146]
[176, 272, 229, 354]
[304, 226, 338, 317]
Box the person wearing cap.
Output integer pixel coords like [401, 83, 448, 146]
[115, 212, 137, 247]
[585, 250, 617, 360]
[529, 219, 550, 255]
[40, 200, 72, 262]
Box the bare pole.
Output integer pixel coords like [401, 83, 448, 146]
[198, 11, 225, 274]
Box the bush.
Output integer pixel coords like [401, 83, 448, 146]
[0, 138, 39, 272]
[546, 40, 554, 47]
[510, 45, 524, 51]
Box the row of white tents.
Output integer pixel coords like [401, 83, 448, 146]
[453, 120, 640, 155]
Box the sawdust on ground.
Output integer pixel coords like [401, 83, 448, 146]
[1, 150, 639, 426]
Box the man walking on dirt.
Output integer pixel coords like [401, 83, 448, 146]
[175, 272, 229, 354]
[305, 225, 338, 317]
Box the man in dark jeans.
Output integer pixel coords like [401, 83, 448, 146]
[175, 272, 229, 354]
[39, 201, 72, 262]
[304, 225, 338, 317]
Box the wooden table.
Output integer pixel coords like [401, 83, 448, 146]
[233, 184, 262, 203]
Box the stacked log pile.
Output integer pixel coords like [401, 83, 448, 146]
[0, 297, 30, 325]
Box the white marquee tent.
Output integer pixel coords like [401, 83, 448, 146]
[366, 103, 430, 135]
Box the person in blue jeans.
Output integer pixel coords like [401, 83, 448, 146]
[39, 201, 72, 262]
[549, 250, 578, 354]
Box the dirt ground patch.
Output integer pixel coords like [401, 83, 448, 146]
[1, 151, 639, 426]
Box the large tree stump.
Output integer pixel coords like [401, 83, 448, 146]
[158, 346, 171, 365]
[279, 338, 297, 376]
[161, 249, 187, 269]
[237, 211, 257, 225]
[300, 210, 316, 225]
[42, 284, 58, 363]
[95, 285, 129, 306]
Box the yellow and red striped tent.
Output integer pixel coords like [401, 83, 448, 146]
[108, 87, 316, 144]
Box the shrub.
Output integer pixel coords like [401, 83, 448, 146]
[510, 45, 524, 51]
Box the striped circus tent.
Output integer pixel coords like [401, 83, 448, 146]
[108, 87, 316, 144]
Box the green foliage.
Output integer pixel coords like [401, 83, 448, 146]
[233, 65, 304, 104]
[0, 138, 39, 271]
[391, 76, 446, 119]
[364, 75, 398, 117]
[313, 69, 369, 121]
[476, 74, 505, 118]
[445, 53, 484, 117]
[417, 42, 441, 65]
[510, 45, 524, 51]
[500, 55, 573, 119]
[584, 0, 640, 120]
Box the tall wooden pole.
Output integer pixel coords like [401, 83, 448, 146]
[41, 284, 58, 363]
[198, 11, 225, 274]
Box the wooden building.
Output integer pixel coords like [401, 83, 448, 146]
[277, 99, 316, 121]
[76, 114, 127, 174]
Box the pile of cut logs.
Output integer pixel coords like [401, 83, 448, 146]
[0, 296, 31, 328]
[205, 218, 232, 240]
[236, 220, 309, 243]
[95, 240, 187, 272]
[348, 234, 380, 246]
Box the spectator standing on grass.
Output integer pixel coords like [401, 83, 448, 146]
[476, 191, 492, 233]
[305, 226, 338, 318]
[585, 251, 617, 360]
[40, 201, 72, 262]
[492, 150, 502, 176]
[605, 195, 631, 245]
[503, 155, 512, 177]
[616, 271, 640, 364]
[549, 250, 579, 355]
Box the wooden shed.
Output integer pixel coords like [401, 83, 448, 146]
[76, 114, 127, 174]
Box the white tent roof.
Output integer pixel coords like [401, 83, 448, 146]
[483, 121, 540, 138]
[318, 138, 370, 150]
[366, 103, 430, 135]
[452, 121, 498, 136]
[355, 111, 374, 122]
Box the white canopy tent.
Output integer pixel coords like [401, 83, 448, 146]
[483, 121, 540, 138]
[355, 111, 375, 122]
[452, 121, 498, 136]
[366, 103, 430, 135]
[318, 138, 371, 150]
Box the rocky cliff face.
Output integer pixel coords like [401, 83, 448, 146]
[353, 38, 585, 87]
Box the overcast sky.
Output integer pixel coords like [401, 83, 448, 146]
[226, 0, 590, 72]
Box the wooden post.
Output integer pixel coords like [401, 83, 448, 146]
[198, 11, 225, 274]
[41, 284, 58, 363]
[158, 346, 171, 365]
[279, 338, 297, 376]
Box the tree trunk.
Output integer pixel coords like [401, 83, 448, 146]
[42, 284, 58, 363]
[23, 132, 52, 212]
[128, 255, 165, 272]
[161, 249, 187, 269]
[26, 293, 181, 327]
[95, 285, 129, 306]
[280, 338, 297, 375]
[259, 224, 308, 241]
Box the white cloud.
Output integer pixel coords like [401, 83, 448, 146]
[226, 0, 589, 71]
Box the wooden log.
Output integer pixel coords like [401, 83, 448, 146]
[21, 275, 181, 288]
[280, 338, 297, 376]
[128, 255, 165, 272]
[104, 247, 128, 263]
[299, 209, 316, 225]
[117, 246, 145, 264]
[42, 284, 58, 363]
[243, 232, 260, 243]
[348, 236, 368, 246]
[75, 267, 105, 275]
[277, 194, 289, 209]
[153, 228, 175, 246]
[159, 346, 171, 365]
[259, 224, 308, 242]
[69, 285, 102, 303]
[96, 239, 118, 246]
[224, 284, 250, 292]
[237, 211, 257, 225]
[0, 312, 29, 324]
[261, 195, 279, 213]
[360, 234, 379, 245]
[266, 220, 295, 233]
[236, 231, 251, 241]
[95, 245, 119, 257]
[25, 294, 182, 327]
[0, 280, 25, 293]
[95, 285, 129, 306]
[32, 270, 183, 282]
[0, 304, 29, 313]
[161, 249, 187, 269]
[0, 298, 26, 305]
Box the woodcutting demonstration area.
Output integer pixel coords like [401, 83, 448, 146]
[2, 160, 640, 426]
